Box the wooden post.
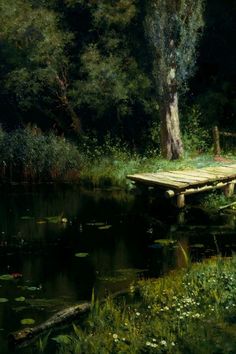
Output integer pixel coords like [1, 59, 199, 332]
[224, 182, 235, 197]
[213, 126, 221, 156]
[176, 194, 185, 208]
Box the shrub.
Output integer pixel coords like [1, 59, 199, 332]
[182, 105, 211, 153]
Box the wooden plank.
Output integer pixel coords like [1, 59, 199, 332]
[127, 164, 236, 195]
[187, 170, 233, 180]
[155, 173, 206, 185]
[147, 173, 190, 188]
[166, 172, 209, 183]
[127, 174, 188, 189]
[149, 172, 196, 184]
[199, 169, 236, 178]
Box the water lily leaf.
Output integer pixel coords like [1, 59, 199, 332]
[98, 225, 112, 230]
[86, 222, 106, 227]
[52, 335, 72, 345]
[0, 298, 8, 303]
[26, 286, 40, 291]
[154, 239, 177, 246]
[36, 220, 47, 224]
[21, 318, 35, 325]
[98, 275, 127, 282]
[148, 244, 162, 249]
[75, 253, 89, 258]
[190, 244, 205, 248]
[0, 274, 14, 281]
[15, 296, 26, 302]
[45, 216, 62, 224]
[116, 268, 148, 275]
[21, 216, 34, 220]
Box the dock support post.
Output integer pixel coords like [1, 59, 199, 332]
[224, 182, 235, 197]
[176, 194, 185, 208]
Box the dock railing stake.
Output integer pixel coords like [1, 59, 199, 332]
[213, 126, 221, 156]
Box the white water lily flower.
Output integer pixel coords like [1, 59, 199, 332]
[160, 340, 167, 346]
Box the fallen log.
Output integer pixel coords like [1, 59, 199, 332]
[9, 288, 133, 347]
[9, 302, 91, 347]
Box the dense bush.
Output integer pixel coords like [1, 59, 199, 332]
[0, 129, 81, 182]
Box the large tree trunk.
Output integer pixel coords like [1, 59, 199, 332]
[160, 68, 184, 160]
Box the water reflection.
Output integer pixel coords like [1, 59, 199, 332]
[0, 185, 235, 353]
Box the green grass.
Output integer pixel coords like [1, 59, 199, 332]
[53, 256, 236, 354]
[1, 127, 236, 187]
[79, 150, 236, 188]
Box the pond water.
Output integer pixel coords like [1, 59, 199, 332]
[0, 185, 235, 353]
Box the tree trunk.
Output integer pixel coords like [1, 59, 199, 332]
[160, 68, 184, 160]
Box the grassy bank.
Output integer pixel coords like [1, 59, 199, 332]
[1, 128, 236, 186]
[54, 256, 236, 354]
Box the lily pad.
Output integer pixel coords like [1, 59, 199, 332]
[45, 216, 62, 224]
[21, 216, 34, 220]
[190, 244, 205, 249]
[15, 296, 26, 302]
[36, 220, 47, 224]
[0, 274, 14, 281]
[154, 239, 177, 246]
[98, 275, 127, 282]
[26, 286, 41, 291]
[0, 298, 8, 303]
[86, 222, 106, 227]
[98, 225, 112, 230]
[75, 253, 89, 258]
[21, 318, 35, 325]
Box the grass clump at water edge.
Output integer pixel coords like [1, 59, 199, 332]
[53, 256, 236, 354]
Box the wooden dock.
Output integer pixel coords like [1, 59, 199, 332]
[127, 164, 236, 208]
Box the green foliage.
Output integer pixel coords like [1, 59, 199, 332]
[0, 0, 77, 130]
[56, 257, 236, 354]
[74, 45, 150, 119]
[200, 192, 236, 210]
[145, 0, 205, 94]
[182, 105, 210, 152]
[0, 128, 81, 181]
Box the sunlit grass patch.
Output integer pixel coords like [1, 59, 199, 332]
[55, 256, 236, 354]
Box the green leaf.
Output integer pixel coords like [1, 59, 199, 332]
[190, 244, 205, 248]
[52, 335, 72, 345]
[15, 296, 26, 302]
[75, 253, 89, 258]
[45, 216, 62, 224]
[21, 318, 35, 325]
[21, 216, 34, 220]
[0, 274, 14, 281]
[154, 239, 177, 246]
[0, 298, 9, 303]
[86, 222, 106, 227]
[26, 286, 40, 291]
[98, 225, 112, 230]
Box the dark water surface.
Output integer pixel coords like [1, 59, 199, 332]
[0, 185, 235, 353]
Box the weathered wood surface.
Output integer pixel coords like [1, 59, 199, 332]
[127, 164, 236, 191]
[9, 303, 91, 346]
[127, 164, 236, 207]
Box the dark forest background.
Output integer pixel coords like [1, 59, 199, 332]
[0, 0, 235, 146]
